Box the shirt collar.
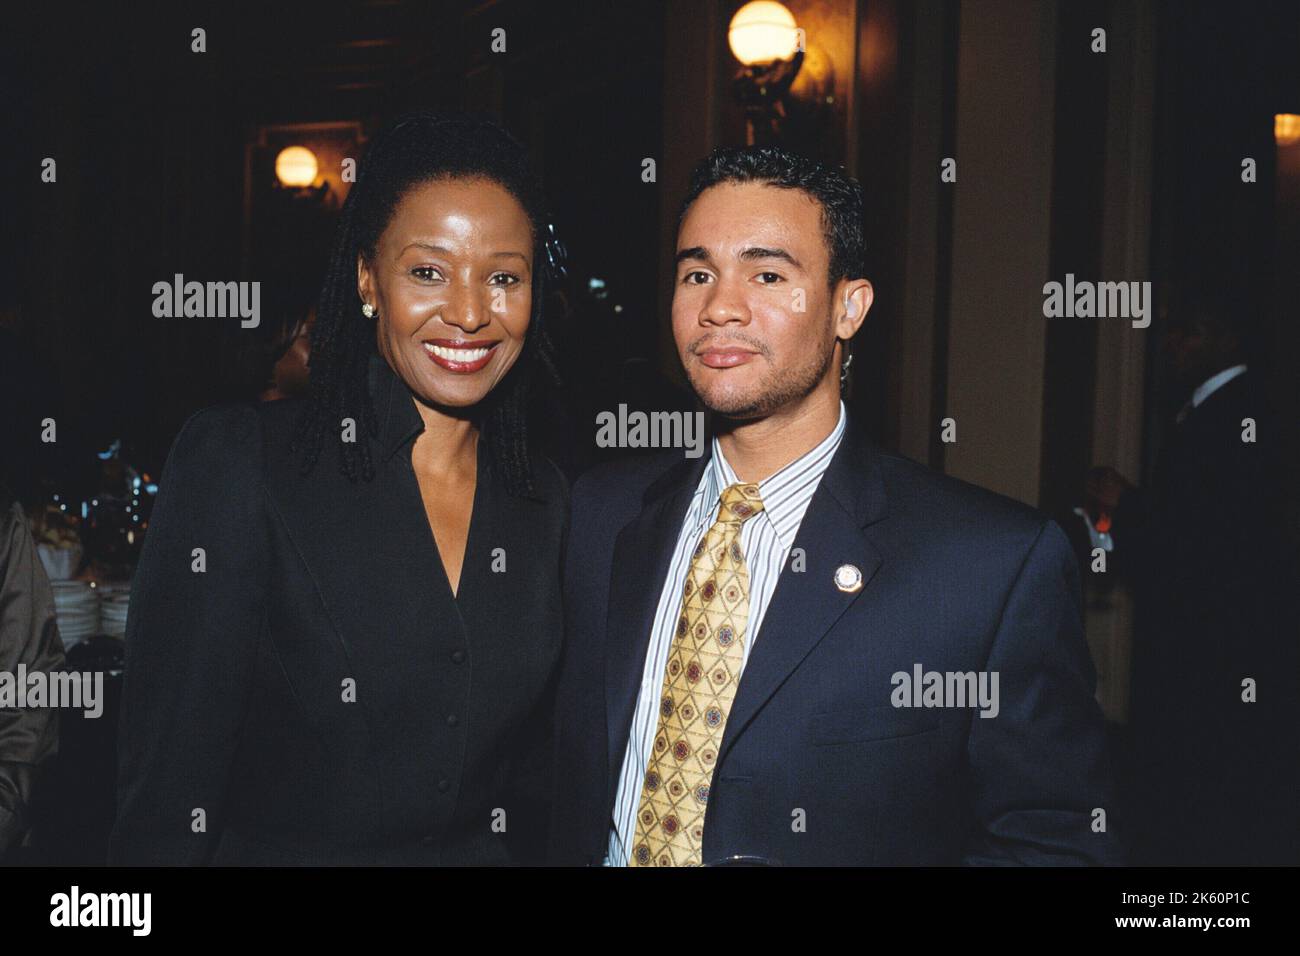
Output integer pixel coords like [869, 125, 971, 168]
[367, 350, 425, 461]
[1192, 364, 1248, 409]
[701, 401, 847, 549]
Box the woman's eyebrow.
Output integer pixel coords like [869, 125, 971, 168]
[397, 243, 528, 262]
[400, 241, 454, 255]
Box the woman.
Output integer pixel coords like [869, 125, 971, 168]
[110, 113, 567, 865]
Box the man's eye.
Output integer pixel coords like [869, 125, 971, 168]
[756, 272, 784, 284]
[683, 271, 712, 285]
[489, 272, 521, 286]
[411, 266, 444, 282]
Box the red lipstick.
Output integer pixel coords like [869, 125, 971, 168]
[422, 339, 499, 373]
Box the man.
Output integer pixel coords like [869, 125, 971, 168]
[551, 145, 1121, 866]
[1088, 290, 1299, 865]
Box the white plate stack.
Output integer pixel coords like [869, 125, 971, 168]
[98, 582, 131, 638]
[50, 580, 100, 648]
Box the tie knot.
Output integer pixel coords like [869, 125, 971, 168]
[719, 482, 765, 523]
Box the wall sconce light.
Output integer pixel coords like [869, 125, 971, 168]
[275, 146, 320, 187]
[1275, 113, 1300, 147]
[729, 0, 801, 64]
[728, 1, 804, 145]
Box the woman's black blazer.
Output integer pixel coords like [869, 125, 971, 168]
[109, 353, 567, 865]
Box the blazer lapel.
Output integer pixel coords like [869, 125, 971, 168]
[718, 426, 889, 764]
[603, 456, 707, 804]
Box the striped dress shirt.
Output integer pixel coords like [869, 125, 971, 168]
[606, 402, 847, 866]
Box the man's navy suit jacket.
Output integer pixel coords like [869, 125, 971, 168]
[550, 421, 1122, 865]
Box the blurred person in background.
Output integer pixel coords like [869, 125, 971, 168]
[1088, 284, 1299, 865]
[225, 274, 318, 404]
[0, 483, 66, 860]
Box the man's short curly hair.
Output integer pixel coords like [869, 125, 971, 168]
[679, 145, 866, 288]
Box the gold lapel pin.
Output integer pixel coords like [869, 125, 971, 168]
[834, 564, 863, 593]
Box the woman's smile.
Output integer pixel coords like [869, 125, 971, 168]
[421, 338, 500, 373]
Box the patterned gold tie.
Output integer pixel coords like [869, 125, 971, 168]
[630, 482, 765, 867]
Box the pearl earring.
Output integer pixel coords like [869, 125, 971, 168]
[362, 303, 375, 318]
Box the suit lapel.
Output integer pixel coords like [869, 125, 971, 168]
[603, 456, 707, 805]
[718, 426, 889, 764]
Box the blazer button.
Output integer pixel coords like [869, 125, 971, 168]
[451, 650, 466, 664]
[446, 713, 459, 727]
[437, 779, 450, 793]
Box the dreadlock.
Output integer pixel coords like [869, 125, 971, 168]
[292, 111, 561, 495]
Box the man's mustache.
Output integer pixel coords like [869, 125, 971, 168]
[686, 332, 772, 359]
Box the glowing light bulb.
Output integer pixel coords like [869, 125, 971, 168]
[275, 146, 319, 187]
[728, 1, 800, 66]
[1275, 114, 1300, 147]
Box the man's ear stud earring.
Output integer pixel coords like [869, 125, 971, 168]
[362, 303, 375, 318]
